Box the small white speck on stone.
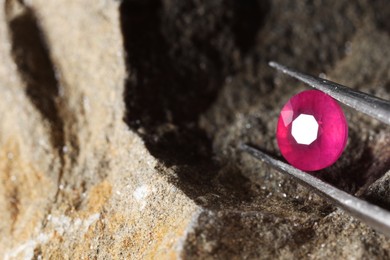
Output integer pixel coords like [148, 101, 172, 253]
[73, 218, 82, 229]
[345, 41, 352, 54]
[50, 215, 71, 236]
[133, 185, 150, 210]
[7, 152, 14, 160]
[133, 185, 149, 201]
[83, 214, 100, 233]
[83, 96, 90, 112]
[38, 139, 49, 149]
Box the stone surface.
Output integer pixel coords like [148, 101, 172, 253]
[0, 0, 389, 259]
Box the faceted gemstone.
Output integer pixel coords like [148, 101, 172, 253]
[276, 90, 348, 171]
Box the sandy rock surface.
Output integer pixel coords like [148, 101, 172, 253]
[0, 0, 389, 259]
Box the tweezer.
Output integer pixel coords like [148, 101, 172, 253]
[240, 61, 390, 237]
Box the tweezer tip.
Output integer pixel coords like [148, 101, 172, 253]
[238, 143, 254, 155]
[268, 61, 288, 73]
[238, 142, 248, 151]
[239, 143, 268, 162]
[238, 142, 253, 153]
[268, 61, 278, 68]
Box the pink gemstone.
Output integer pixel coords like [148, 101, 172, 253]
[276, 90, 348, 171]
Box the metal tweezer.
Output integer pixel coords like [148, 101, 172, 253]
[240, 61, 390, 237]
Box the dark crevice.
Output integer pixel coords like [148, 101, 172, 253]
[121, 0, 224, 128]
[120, 0, 221, 205]
[120, 0, 222, 205]
[371, 0, 390, 35]
[120, 0, 222, 166]
[231, 0, 270, 53]
[120, 0, 270, 207]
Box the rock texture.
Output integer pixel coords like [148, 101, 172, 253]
[0, 0, 389, 259]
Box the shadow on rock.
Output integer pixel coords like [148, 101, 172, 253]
[120, 0, 269, 207]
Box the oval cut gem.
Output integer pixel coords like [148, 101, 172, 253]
[276, 90, 348, 171]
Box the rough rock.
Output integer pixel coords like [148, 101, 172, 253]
[0, 0, 389, 259]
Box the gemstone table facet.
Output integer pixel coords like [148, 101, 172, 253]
[291, 114, 319, 145]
